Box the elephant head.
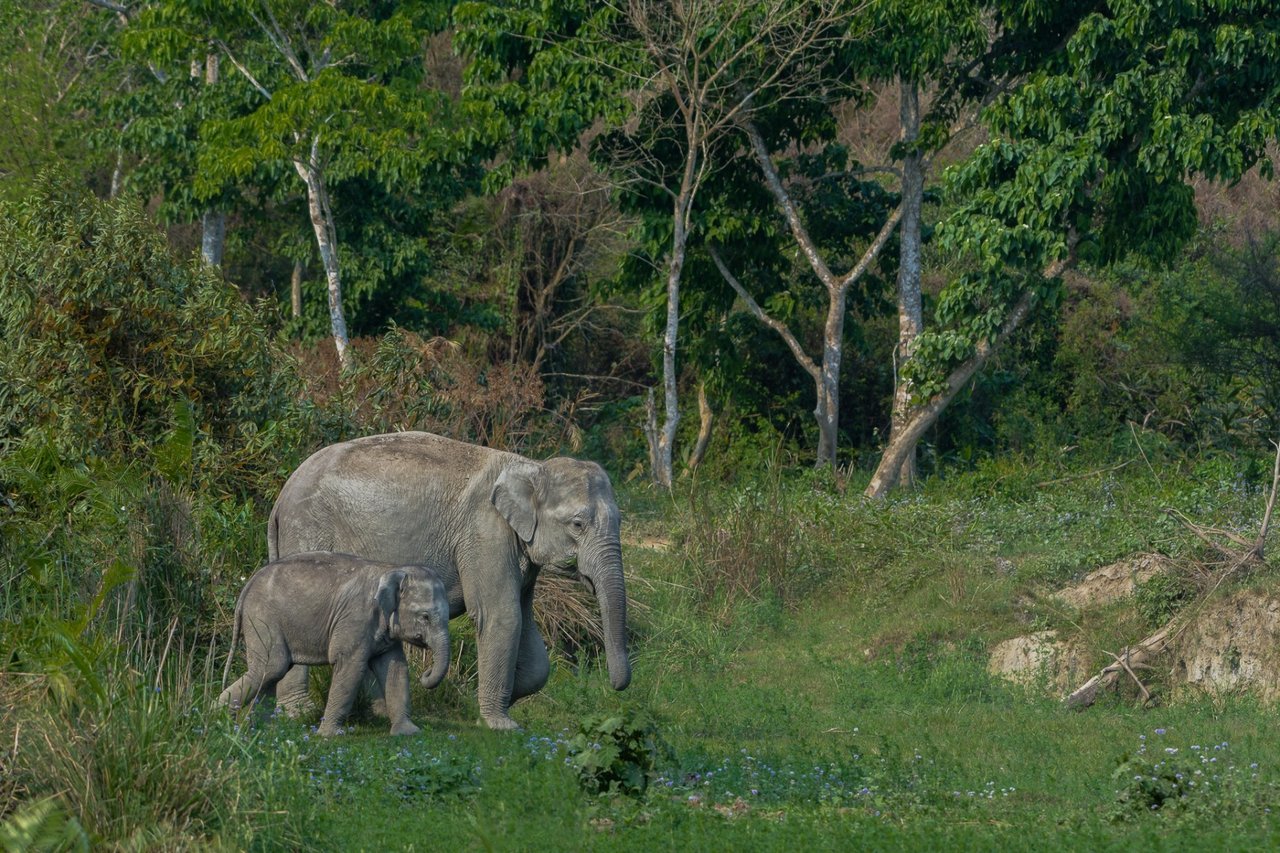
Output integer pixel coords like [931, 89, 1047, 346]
[491, 458, 631, 691]
[376, 567, 451, 689]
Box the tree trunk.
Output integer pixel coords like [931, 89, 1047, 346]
[294, 136, 351, 371]
[200, 210, 226, 267]
[198, 55, 226, 268]
[643, 387, 661, 480]
[687, 381, 714, 472]
[654, 147, 698, 489]
[739, 121, 901, 472]
[815, 302, 844, 469]
[290, 258, 303, 318]
[865, 254, 1075, 498]
[885, 79, 925, 489]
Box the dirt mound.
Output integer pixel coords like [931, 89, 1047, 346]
[987, 631, 1090, 696]
[1053, 553, 1173, 609]
[1175, 590, 1280, 702]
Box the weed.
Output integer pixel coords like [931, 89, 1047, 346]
[1109, 728, 1278, 822]
[1134, 572, 1196, 629]
[565, 712, 666, 796]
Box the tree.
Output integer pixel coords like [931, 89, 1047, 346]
[0, 2, 116, 201]
[708, 118, 900, 469]
[864, 0, 1280, 496]
[457, 0, 859, 486]
[127, 0, 460, 370]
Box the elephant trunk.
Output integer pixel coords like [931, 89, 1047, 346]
[582, 540, 631, 691]
[420, 623, 451, 689]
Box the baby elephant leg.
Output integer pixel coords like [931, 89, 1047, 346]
[218, 673, 257, 710]
[318, 659, 369, 736]
[370, 645, 420, 736]
[274, 665, 316, 716]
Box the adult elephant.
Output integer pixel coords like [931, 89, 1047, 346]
[268, 431, 630, 730]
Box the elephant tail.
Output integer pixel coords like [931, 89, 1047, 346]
[267, 500, 281, 562]
[221, 581, 250, 690]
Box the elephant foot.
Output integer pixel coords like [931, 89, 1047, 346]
[370, 697, 389, 719]
[481, 713, 521, 731]
[279, 697, 318, 719]
[390, 718, 421, 736]
[316, 720, 346, 737]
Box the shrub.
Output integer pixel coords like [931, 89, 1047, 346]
[0, 178, 302, 635]
[2, 620, 317, 850]
[290, 326, 546, 452]
[1109, 729, 1279, 823]
[0, 175, 297, 488]
[676, 461, 800, 620]
[565, 712, 665, 796]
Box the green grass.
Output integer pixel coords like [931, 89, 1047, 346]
[7, 452, 1280, 849]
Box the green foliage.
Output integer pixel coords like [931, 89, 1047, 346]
[0, 2, 108, 204]
[1134, 573, 1196, 630]
[109, 0, 482, 337]
[3, 634, 317, 850]
[1109, 730, 1279, 823]
[565, 711, 665, 796]
[675, 460, 813, 620]
[0, 177, 294, 482]
[0, 798, 89, 853]
[0, 180, 303, 652]
[909, 0, 1280, 401]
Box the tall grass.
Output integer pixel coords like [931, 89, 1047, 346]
[2, 626, 317, 851]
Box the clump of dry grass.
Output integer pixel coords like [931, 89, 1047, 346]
[533, 572, 648, 664]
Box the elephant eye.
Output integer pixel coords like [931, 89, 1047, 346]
[569, 518, 586, 534]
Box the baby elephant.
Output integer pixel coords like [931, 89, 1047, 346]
[219, 552, 450, 736]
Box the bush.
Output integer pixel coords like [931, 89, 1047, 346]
[0, 176, 297, 488]
[1109, 728, 1279, 823]
[565, 711, 665, 797]
[0, 178, 305, 636]
[290, 326, 547, 452]
[2, 622, 317, 850]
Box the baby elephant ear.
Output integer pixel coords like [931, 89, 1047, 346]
[491, 461, 541, 544]
[374, 570, 407, 636]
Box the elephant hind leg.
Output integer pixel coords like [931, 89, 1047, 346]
[275, 664, 316, 717]
[220, 660, 287, 715]
[219, 673, 256, 710]
[511, 593, 550, 702]
[318, 658, 369, 736]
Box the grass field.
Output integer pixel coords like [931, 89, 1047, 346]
[7, 451, 1280, 850]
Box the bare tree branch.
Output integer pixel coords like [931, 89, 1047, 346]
[215, 38, 272, 100]
[709, 245, 820, 382]
[84, 0, 129, 18]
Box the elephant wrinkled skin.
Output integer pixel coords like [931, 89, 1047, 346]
[268, 431, 631, 730]
[219, 552, 451, 736]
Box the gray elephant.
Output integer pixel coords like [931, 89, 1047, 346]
[268, 431, 630, 730]
[218, 552, 451, 737]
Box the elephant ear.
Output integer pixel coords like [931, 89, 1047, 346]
[491, 461, 541, 544]
[374, 570, 407, 639]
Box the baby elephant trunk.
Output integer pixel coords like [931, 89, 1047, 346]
[419, 623, 450, 689]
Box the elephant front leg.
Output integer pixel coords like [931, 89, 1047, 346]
[318, 659, 368, 736]
[370, 645, 420, 736]
[472, 607, 522, 730]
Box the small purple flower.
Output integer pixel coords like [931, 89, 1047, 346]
[1155, 728, 1166, 735]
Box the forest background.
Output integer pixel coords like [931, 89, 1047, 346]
[4, 0, 1280, 849]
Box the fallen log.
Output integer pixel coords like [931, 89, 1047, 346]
[1064, 625, 1171, 710]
